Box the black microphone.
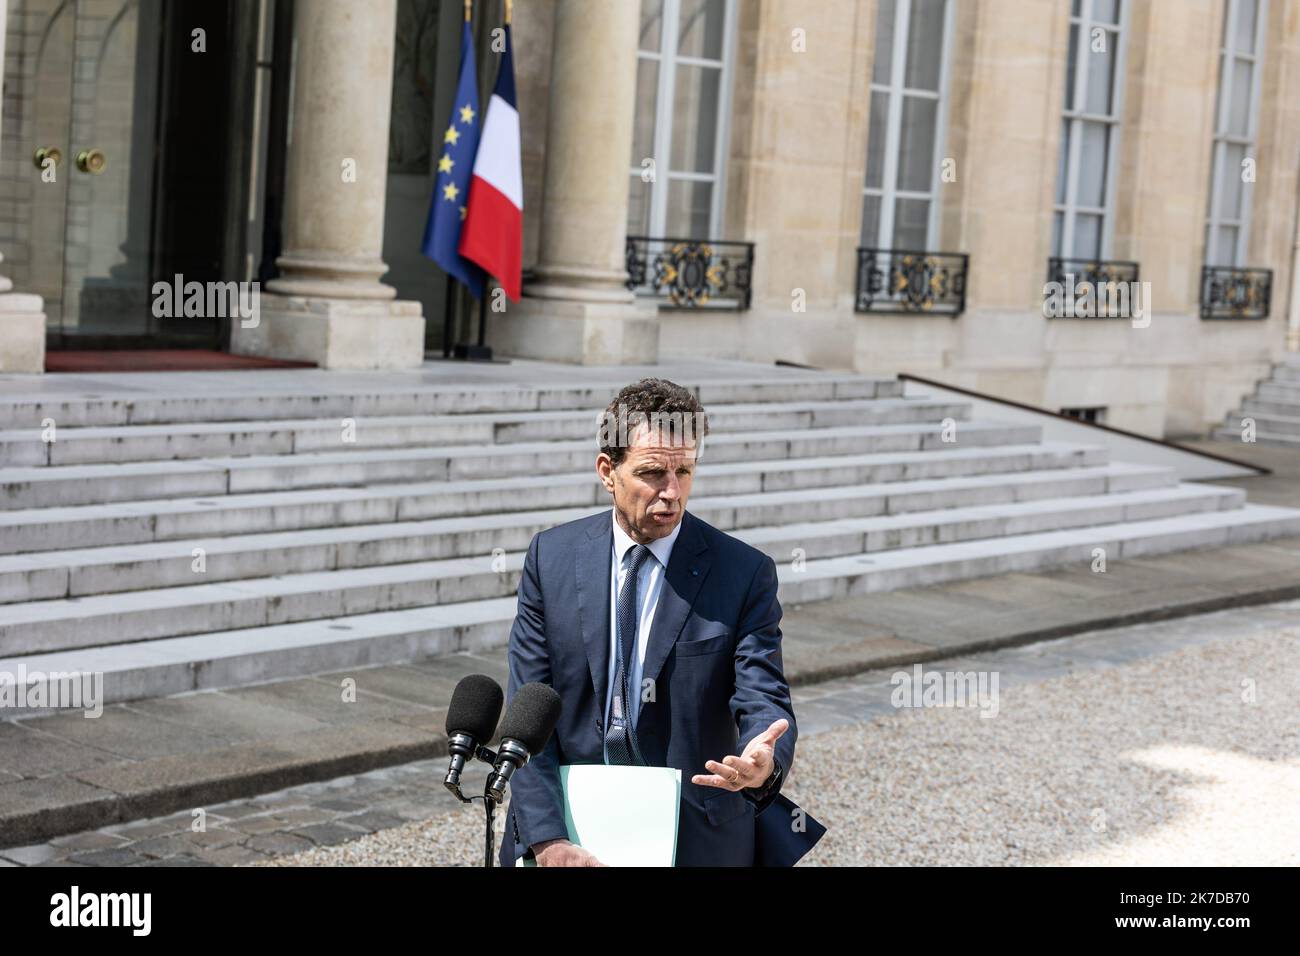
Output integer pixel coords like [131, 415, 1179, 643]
[444, 675, 504, 798]
[485, 682, 562, 803]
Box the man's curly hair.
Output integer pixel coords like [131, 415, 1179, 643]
[597, 378, 710, 468]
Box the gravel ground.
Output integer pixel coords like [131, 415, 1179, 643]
[258, 622, 1300, 867]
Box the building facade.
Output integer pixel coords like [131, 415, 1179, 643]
[1, 0, 1298, 439]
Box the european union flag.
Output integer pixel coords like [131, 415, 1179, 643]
[421, 22, 485, 299]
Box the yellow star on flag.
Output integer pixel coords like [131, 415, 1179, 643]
[459, 205, 467, 221]
[437, 154, 453, 173]
[444, 125, 460, 145]
[443, 182, 459, 201]
[459, 103, 475, 124]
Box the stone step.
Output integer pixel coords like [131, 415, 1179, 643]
[0, 421, 1048, 509]
[0, 463, 1181, 654]
[1211, 426, 1300, 448]
[1223, 411, 1300, 437]
[4, 467, 1225, 606]
[0, 458, 1167, 557]
[1241, 397, 1300, 418]
[1272, 364, 1300, 383]
[4, 500, 1293, 709]
[0, 374, 905, 428]
[0, 396, 969, 467]
[1255, 381, 1300, 402]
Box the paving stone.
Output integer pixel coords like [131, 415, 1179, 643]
[226, 813, 289, 835]
[315, 798, 367, 812]
[66, 847, 149, 866]
[136, 855, 214, 867]
[124, 691, 329, 742]
[291, 822, 366, 847]
[0, 721, 120, 778]
[23, 705, 231, 761]
[269, 807, 335, 827]
[188, 843, 272, 866]
[0, 843, 62, 865]
[336, 811, 406, 833]
[243, 832, 315, 857]
[224, 679, 423, 726]
[132, 835, 207, 860]
[48, 830, 129, 851]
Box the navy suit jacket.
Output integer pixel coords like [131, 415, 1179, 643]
[499, 508, 799, 867]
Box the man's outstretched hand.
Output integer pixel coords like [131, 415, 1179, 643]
[691, 718, 789, 791]
[531, 838, 606, 867]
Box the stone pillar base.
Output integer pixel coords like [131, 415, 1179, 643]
[0, 293, 46, 373]
[229, 293, 426, 369]
[488, 297, 660, 364]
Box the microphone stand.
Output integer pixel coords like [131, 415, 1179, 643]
[444, 742, 501, 868]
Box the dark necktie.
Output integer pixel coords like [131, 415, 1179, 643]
[605, 543, 652, 765]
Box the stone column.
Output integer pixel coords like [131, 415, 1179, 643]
[0, 0, 48, 374]
[230, 0, 425, 369]
[487, 0, 659, 364]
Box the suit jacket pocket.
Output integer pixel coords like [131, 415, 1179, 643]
[675, 631, 734, 658]
[703, 787, 751, 826]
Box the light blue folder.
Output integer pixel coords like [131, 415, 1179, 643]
[516, 764, 681, 866]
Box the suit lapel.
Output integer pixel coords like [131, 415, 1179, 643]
[576, 511, 613, 710]
[641, 510, 711, 689]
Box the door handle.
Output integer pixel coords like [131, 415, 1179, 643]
[33, 146, 62, 169]
[76, 148, 106, 174]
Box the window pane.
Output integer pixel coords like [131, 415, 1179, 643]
[1228, 57, 1253, 136]
[893, 197, 930, 250]
[865, 91, 888, 189]
[1072, 213, 1102, 259]
[665, 179, 713, 237]
[640, 0, 664, 52]
[1093, 0, 1121, 25]
[670, 64, 721, 173]
[677, 0, 726, 60]
[873, 0, 897, 84]
[1084, 33, 1116, 115]
[1065, 25, 1079, 110]
[1076, 121, 1109, 207]
[628, 175, 653, 236]
[1218, 142, 1246, 219]
[904, 0, 946, 92]
[632, 58, 659, 165]
[1216, 225, 1239, 265]
[1071, 0, 1081, 16]
[1233, 0, 1258, 53]
[1052, 211, 1064, 258]
[1056, 120, 1071, 205]
[861, 193, 882, 247]
[897, 95, 938, 192]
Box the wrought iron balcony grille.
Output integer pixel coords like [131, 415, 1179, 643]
[1045, 258, 1141, 319]
[624, 236, 754, 310]
[854, 248, 968, 317]
[1200, 266, 1271, 320]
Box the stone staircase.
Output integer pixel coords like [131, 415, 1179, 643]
[1215, 353, 1300, 448]
[2, 368, 1297, 710]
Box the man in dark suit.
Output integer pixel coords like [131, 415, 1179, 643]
[499, 378, 802, 867]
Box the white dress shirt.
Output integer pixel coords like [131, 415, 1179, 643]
[603, 508, 682, 763]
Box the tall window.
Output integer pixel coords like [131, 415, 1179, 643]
[1053, 0, 1128, 260]
[1205, 0, 1267, 267]
[628, 0, 737, 239]
[861, 0, 954, 251]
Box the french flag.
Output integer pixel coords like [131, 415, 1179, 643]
[459, 24, 522, 302]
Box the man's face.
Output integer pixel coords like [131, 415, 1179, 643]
[597, 422, 697, 544]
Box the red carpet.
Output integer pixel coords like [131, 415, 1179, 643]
[46, 350, 316, 373]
